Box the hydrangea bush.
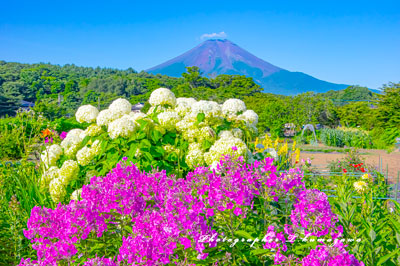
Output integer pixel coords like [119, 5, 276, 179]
[21, 152, 363, 265]
[39, 88, 260, 203]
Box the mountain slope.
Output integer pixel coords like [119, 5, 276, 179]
[146, 39, 349, 95]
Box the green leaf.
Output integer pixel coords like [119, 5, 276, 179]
[150, 146, 165, 157]
[123, 226, 133, 234]
[396, 232, 400, 245]
[369, 229, 376, 243]
[250, 249, 270, 256]
[167, 152, 178, 162]
[143, 152, 153, 161]
[197, 112, 205, 123]
[377, 249, 399, 265]
[136, 131, 147, 140]
[202, 139, 212, 150]
[140, 139, 151, 151]
[151, 129, 163, 143]
[234, 230, 253, 240]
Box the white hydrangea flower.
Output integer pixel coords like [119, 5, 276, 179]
[67, 129, 84, 139]
[177, 97, 197, 106]
[183, 128, 200, 143]
[97, 109, 122, 127]
[149, 88, 176, 107]
[109, 98, 132, 116]
[108, 116, 136, 139]
[186, 143, 205, 168]
[218, 130, 233, 139]
[191, 100, 221, 117]
[232, 128, 243, 139]
[129, 112, 147, 121]
[175, 97, 197, 116]
[49, 177, 66, 203]
[71, 188, 83, 201]
[61, 134, 82, 157]
[198, 126, 216, 143]
[204, 137, 247, 165]
[75, 105, 99, 123]
[91, 139, 102, 154]
[83, 124, 103, 137]
[222, 99, 247, 116]
[238, 110, 259, 126]
[176, 119, 195, 132]
[176, 119, 199, 142]
[40, 166, 59, 189]
[76, 146, 96, 166]
[41, 144, 63, 168]
[157, 111, 181, 131]
[58, 160, 79, 185]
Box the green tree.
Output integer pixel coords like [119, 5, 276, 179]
[33, 98, 66, 120]
[0, 85, 23, 116]
[337, 102, 376, 129]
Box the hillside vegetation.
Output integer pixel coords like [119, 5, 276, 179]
[0, 61, 399, 148]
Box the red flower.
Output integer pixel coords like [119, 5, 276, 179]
[342, 169, 347, 173]
[360, 168, 366, 172]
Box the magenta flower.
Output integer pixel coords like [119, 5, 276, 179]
[302, 241, 364, 266]
[206, 208, 214, 217]
[59, 131, 67, 140]
[18, 153, 363, 266]
[180, 237, 192, 249]
[233, 207, 242, 216]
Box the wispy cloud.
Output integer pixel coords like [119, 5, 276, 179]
[200, 31, 227, 40]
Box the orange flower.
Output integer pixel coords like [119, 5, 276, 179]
[41, 129, 52, 138]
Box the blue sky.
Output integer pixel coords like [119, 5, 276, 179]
[1, 0, 399, 89]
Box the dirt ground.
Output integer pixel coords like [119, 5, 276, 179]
[298, 147, 400, 183]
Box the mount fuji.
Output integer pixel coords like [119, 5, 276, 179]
[146, 39, 349, 95]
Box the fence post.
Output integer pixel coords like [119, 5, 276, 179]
[396, 171, 400, 202]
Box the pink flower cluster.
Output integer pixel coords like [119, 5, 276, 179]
[290, 189, 342, 237]
[21, 154, 271, 265]
[302, 241, 364, 266]
[19, 150, 363, 265]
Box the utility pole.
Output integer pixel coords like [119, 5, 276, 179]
[58, 93, 62, 106]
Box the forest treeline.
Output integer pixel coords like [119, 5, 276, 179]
[0, 60, 398, 146]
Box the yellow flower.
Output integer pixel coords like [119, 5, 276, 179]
[295, 148, 300, 163]
[354, 181, 368, 193]
[262, 134, 272, 149]
[274, 138, 279, 150]
[292, 140, 296, 151]
[361, 173, 369, 180]
[278, 142, 288, 156]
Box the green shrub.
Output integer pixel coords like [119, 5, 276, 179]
[0, 160, 54, 264]
[51, 117, 88, 133]
[0, 111, 48, 160]
[320, 128, 373, 148]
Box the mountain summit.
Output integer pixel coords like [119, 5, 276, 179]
[146, 39, 348, 95]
